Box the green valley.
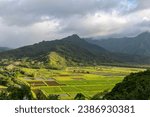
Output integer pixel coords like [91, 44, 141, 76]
[0, 65, 145, 100]
[0, 34, 150, 100]
[1, 0, 150, 101]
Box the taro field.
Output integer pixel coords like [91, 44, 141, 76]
[20, 66, 145, 99]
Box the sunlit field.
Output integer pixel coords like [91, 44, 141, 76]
[17, 66, 145, 99]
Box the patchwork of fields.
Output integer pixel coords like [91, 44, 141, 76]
[19, 66, 145, 99]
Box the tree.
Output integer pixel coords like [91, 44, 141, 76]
[74, 93, 86, 100]
[103, 70, 150, 100]
[7, 84, 33, 100]
[47, 94, 60, 100]
[0, 91, 9, 100]
[91, 90, 109, 100]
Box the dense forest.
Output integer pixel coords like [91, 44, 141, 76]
[92, 70, 150, 100]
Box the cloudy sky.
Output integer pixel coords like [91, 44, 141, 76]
[0, 0, 150, 48]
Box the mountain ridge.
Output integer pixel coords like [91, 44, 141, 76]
[88, 32, 150, 56]
[0, 34, 150, 68]
[0, 47, 11, 52]
[0, 34, 118, 66]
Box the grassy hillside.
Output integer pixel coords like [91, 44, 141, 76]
[47, 52, 67, 69]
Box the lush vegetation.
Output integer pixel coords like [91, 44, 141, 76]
[0, 65, 145, 100]
[103, 70, 150, 100]
[0, 68, 34, 100]
[0, 34, 115, 66]
[47, 52, 67, 69]
[1, 34, 149, 68]
[0, 34, 149, 100]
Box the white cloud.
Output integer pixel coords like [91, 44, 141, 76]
[59, 12, 128, 37]
[0, 0, 150, 47]
[0, 19, 62, 48]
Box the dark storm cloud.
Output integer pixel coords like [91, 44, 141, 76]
[0, 0, 121, 26]
[0, 0, 150, 47]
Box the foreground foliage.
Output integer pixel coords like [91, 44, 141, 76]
[103, 70, 150, 100]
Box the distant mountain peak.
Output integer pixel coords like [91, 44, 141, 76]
[62, 34, 82, 42]
[88, 31, 150, 57]
[0, 34, 149, 65]
[67, 34, 80, 39]
[138, 31, 150, 37]
[0, 34, 117, 66]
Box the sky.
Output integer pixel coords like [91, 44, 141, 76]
[0, 0, 150, 48]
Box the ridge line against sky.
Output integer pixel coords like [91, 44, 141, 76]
[0, 0, 150, 48]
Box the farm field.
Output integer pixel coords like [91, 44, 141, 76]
[19, 66, 145, 100]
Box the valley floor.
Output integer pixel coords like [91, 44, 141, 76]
[17, 66, 145, 100]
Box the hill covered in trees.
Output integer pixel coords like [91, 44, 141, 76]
[102, 70, 150, 100]
[0, 34, 150, 69]
[0, 35, 118, 67]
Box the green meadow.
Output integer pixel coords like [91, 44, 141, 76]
[18, 66, 145, 99]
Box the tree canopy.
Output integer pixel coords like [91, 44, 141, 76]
[103, 70, 150, 100]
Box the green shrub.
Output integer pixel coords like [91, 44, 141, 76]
[74, 93, 86, 100]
